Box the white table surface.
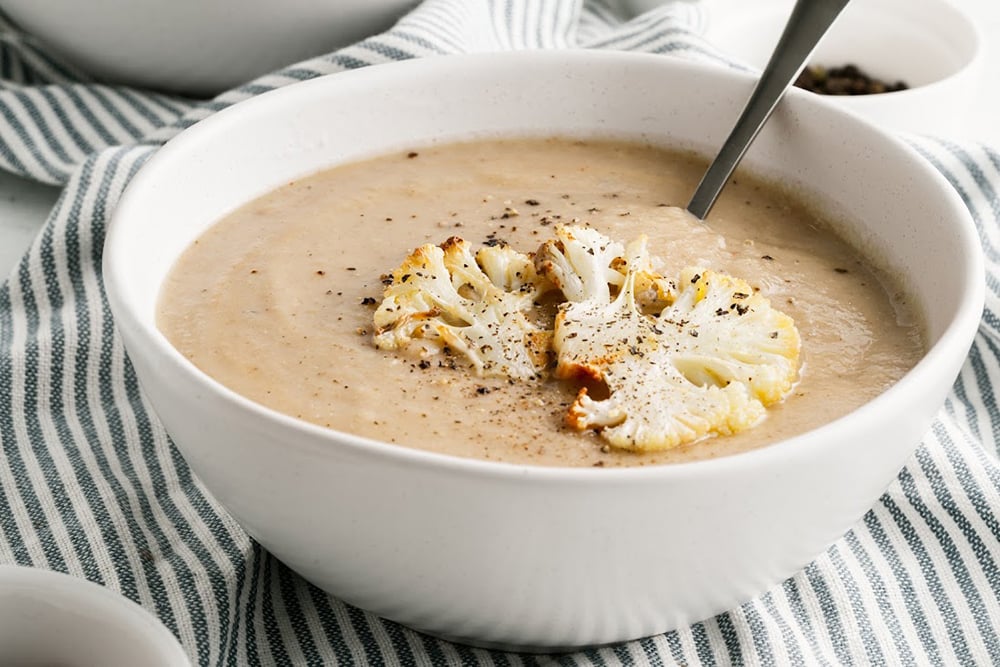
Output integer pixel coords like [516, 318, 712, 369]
[0, 0, 997, 278]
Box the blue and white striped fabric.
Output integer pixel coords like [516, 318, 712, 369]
[0, 1, 998, 664]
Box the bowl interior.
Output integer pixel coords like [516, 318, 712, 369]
[107, 51, 980, 366]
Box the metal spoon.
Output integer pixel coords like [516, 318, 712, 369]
[686, 0, 851, 220]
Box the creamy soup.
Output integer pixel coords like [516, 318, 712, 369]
[157, 138, 924, 467]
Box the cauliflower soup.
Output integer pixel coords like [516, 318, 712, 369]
[157, 137, 924, 467]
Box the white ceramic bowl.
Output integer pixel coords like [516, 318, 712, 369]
[0, 565, 190, 665]
[705, 0, 984, 135]
[104, 51, 984, 650]
[0, 0, 416, 96]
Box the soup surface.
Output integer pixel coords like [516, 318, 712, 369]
[158, 137, 924, 467]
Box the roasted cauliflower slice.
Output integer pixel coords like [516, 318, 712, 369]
[534, 225, 626, 302]
[543, 226, 800, 452]
[373, 237, 553, 380]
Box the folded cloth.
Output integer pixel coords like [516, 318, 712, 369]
[0, 1, 998, 664]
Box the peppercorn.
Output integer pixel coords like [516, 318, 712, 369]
[794, 63, 908, 96]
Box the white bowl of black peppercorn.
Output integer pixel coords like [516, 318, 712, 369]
[706, 0, 983, 136]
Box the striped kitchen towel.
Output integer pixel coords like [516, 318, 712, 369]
[1, 1, 998, 665]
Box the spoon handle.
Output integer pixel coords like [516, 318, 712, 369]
[686, 0, 851, 220]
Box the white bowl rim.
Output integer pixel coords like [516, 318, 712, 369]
[105, 49, 986, 483]
[0, 564, 190, 665]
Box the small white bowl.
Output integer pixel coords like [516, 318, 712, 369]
[0, 0, 417, 96]
[104, 51, 983, 650]
[705, 0, 984, 135]
[0, 565, 190, 666]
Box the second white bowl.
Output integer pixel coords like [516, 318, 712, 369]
[0, 0, 417, 95]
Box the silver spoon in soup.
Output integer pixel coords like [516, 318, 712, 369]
[687, 0, 851, 220]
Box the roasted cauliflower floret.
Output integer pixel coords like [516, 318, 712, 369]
[373, 237, 553, 380]
[375, 222, 800, 451]
[543, 226, 800, 452]
[534, 225, 626, 302]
